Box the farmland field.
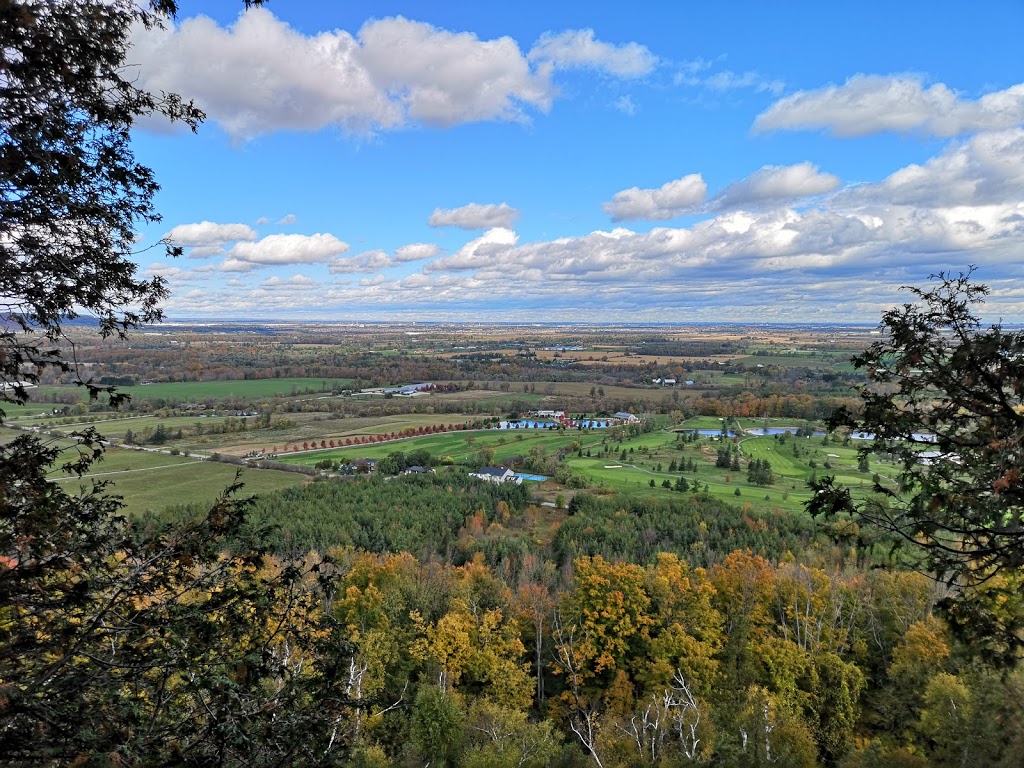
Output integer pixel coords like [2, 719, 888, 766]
[50, 450, 309, 515]
[10, 378, 354, 411]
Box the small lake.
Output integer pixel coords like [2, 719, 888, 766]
[850, 431, 937, 442]
[681, 427, 825, 437]
[746, 427, 827, 437]
[496, 419, 611, 429]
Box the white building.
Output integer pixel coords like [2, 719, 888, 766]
[469, 466, 522, 485]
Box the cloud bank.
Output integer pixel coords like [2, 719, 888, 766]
[160, 128, 1024, 321]
[129, 10, 655, 139]
[755, 75, 1024, 137]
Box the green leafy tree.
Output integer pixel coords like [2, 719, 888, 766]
[809, 271, 1024, 662]
[0, 1, 362, 764]
[0, 435, 353, 763]
[747, 458, 775, 486]
[410, 685, 464, 767]
[0, 0, 210, 405]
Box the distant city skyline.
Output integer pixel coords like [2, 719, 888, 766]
[129, 1, 1024, 323]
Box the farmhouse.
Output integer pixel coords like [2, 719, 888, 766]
[382, 382, 433, 396]
[469, 466, 522, 485]
[338, 458, 378, 475]
[531, 410, 565, 419]
[614, 412, 639, 424]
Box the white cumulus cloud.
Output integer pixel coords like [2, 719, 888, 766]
[839, 128, 1024, 208]
[602, 174, 707, 221]
[129, 10, 561, 138]
[707, 163, 840, 212]
[358, 17, 553, 126]
[425, 227, 519, 272]
[754, 75, 1024, 137]
[163, 221, 258, 247]
[394, 243, 441, 262]
[224, 232, 350, 270]
[528, 29, 657, 78]
[429, 202, 520, 229]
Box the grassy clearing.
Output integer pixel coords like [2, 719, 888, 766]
[679, 416, 731, 429]
[48, 447, 197, 477]
[3, 428, 307, 515]
[54, 461, 309, 516]
[31, 415, 210, 433]
[1, 401, 61, 419]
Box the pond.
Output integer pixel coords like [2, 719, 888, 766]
[850, 431, 937, 442]
[496, 419, 611, 429]
[745, 427, 826, 436]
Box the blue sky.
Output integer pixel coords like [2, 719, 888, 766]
[127, 1, 1024, 322]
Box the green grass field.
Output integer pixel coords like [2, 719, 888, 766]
[678, 416, 731, 429]
[28, 414, 215, 433]
[276, 426, 601, 467]
[1, 401, 61, 419]
[3, 427, 308, 515]
[113, 377, 355, 402]
[556, 425, 890, 516]
[50, 450, 309, 515]
[271, 421, 865, 516]
[10, 378, 354, 412]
